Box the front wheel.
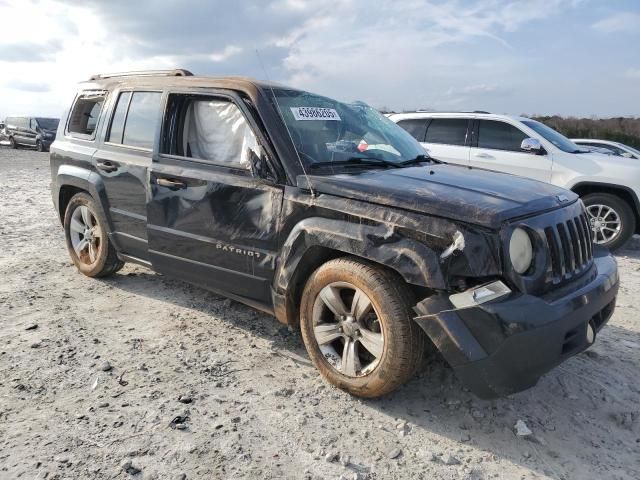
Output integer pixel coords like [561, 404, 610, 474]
[9, 137, 17, 149]
[36, 140, 44, 152]
[299, 258, 425, 398]
[64, 192, 124, 277]
[582, 193, 635, 250]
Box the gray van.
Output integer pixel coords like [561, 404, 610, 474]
[5, 116, 59, 151]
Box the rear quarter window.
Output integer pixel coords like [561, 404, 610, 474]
[67, 93, 106, 138]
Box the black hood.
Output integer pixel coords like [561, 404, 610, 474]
[298, 164, 578, 229]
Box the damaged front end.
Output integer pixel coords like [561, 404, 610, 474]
[412, 205, 619, 399]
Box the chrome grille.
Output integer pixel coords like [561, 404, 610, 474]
[544, 213, 593, 283]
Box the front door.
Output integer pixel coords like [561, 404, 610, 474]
[469, 119, 553, 183]
[146, 92, 283, 305]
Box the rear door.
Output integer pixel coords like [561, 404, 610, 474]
[146, 91, 284, 305]
[469, 119, 553, 182]
[422, 118, 471, 165]
[92, 90, 163, 261]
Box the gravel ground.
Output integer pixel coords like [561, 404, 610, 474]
[1, 148, 639, 480]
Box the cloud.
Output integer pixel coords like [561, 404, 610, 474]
[0, 0, 636, 117]
[4, 80, 51, 92]
[0, 41, 62, 63]
[625, 68, 640, 79]
[593, 12, 640, 34]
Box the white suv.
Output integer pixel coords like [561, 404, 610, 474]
[389, 112, 640, 249]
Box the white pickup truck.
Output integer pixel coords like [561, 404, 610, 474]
[390, 112, 640, 249]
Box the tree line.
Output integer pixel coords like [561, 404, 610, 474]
[530, 116, 640, 149]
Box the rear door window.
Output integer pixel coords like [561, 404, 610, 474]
[107, 91, 162, 150]
[477, 120, 528, 152]
[396, 119, 428, 142]
[425, 119, 469, 146]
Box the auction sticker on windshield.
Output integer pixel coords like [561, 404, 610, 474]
[290, 107, 341, 121]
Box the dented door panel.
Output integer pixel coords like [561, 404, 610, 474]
[146, 159, 283, 303]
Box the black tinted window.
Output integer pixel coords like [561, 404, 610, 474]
[478, 120, 528, 151]
[107, 92, 131, 144]
[397, 119, 428, 141]
[425, 119, 468, 146]
[122, 92, 162, 149]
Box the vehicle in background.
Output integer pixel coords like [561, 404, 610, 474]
[390, 112, 640, 250]
[572, 139, 640, 159]
[5, 116, 59, 151]
[578, 144, 617, 156]
[49, 70, 618, 400]
[0, 120, 8, 145]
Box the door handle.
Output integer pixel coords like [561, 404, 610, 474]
[474, 152, 493, 159]
[96, 161, 118, 173]
[155, 177, 187, 189]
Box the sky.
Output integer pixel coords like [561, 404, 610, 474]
[0, 0, 638, 119]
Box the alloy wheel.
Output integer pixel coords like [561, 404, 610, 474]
[311, 281, 384, 377]
[586, 204, 622, 245]
[69, 205, 102, 264]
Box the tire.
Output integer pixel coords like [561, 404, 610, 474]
[63, 192, 124, 277]
[36, 140, 43, 152]
[9, 137, 17, 149]
[582, 193, 636, 250]
[299, 257, 425, 398]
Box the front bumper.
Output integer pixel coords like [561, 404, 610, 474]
[414, 249, 618, 399]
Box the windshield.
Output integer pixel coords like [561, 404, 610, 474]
[521, 120, 584, 153]
[36, 118, 59, 130]
[271, 89, 425, 168]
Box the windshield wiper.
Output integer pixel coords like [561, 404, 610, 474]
[398, 154, 443, 166]
[309, 157, 401, 169]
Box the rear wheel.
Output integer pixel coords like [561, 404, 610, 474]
[299, 257, 425, 398]
[582, 193, 635, 250]
[9, 137, 17, 149]
[36, 140, 44, 152]
[63, 193, 124, 277]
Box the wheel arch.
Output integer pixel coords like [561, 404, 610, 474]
[570, 182, 640, 233]
[272, 217, 442, 326]
[55, 165, 114, 233]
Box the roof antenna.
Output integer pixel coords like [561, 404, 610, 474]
[255, 49, 315, 197]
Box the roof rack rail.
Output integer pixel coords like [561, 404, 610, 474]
[89, 69, 193, 81]
[401, 110, 492, 115]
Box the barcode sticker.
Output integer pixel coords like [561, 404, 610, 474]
[290, 107, 341, 121]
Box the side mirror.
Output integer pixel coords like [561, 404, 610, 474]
[247, 147, 276, 182]
[621, 152, 634, 159]
[521, 138, 543, 153]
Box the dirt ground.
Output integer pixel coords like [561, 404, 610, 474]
[0, 148, 639, 480]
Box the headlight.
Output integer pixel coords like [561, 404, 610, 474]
[509, 228, 533, 274]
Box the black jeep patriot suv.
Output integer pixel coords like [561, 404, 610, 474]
[50, 70, 619, 399]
